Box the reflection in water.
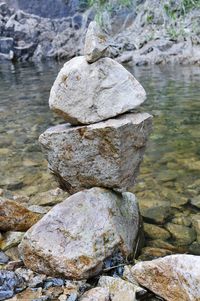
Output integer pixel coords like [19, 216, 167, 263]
[0, 61, 200, 251]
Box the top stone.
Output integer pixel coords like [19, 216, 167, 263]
[49, 56, 146, 125]
[84, 21, 109, 63]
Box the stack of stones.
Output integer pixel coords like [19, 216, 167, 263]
[19, 22, 153, 280]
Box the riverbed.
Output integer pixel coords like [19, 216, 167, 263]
[0, 61, 200, 253]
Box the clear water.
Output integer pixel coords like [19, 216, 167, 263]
[0, 61, 200, 251]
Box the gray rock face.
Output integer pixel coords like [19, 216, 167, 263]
[49, 56, 146, 125]
[84, 21, 109, 63]
[19, 187, 139, 279]
[39, 112, 152, 194]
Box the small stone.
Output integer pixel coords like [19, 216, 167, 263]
[128, 254, 200, 301]
[158, 170, 178, 182]
[98, 276, 142, 301]
[5, 247, 21, 262]
[44, 286, 64, 299]
[165, 223, 196, 245]
[0, 252, 9, 265]
[146, 239, 185, 252]
[80, 287, 110, 301]
[138, 198, 171, 224]
[0, 270, 26, 300]
[44, 278, 64, 289]
[39, 113, 152, 194]
[1, 232, 24, 251]
[0, 198, 41, 232]
[15, 267, 34, 283]
[28, 274, 46, 288]
[189, 242, 200, 255]
[143, 223, 171, 241]
[191, 215, 200, 243]
[49, 56, 146, 125]
[6, 288, 43, 301]
[138, 247, 173, 260]
[67, 293, 78, 301]
[171, 216, 192, 227]
[19, 188, 139, 279]
[84, 21, 109, 63]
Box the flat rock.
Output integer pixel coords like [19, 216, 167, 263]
[84, 21, 109, 63]
[0, 198, 41, 232]
[19, 188, 139, 280]
[49, 56, 146, 125]
[126, 254, 200, 301]
[39, 112, 152, 194]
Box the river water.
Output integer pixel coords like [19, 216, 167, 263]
[0, 61, 200, 254]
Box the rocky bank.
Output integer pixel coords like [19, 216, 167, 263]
[0, 0, 200, 65]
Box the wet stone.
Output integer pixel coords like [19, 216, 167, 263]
[165, 223, 196, 245]
[190, 195, 200, 208]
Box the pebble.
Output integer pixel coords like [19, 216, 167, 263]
[44, 278, 64, 289]
[0, 270, 26, 300]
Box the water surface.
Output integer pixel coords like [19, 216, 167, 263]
[0, 61, 200, 251]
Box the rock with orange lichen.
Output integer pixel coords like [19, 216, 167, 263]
[0, 198, 41, 232]
[19, 187, 139, 279]
[124, 254, 200, 301]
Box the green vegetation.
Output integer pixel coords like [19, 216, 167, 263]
[85, 0, 134, 25]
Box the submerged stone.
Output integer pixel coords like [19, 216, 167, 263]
[39, 112, 152, 194]
[49, 56, 146, 125]
[19, 188, 139, 279]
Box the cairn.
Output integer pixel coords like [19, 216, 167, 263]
[19, 22, 153, 280]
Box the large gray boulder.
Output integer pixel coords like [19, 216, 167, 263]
[39, 112, 152, 194]
[49, 56, 146, 125]
[19, 187, 139, 279]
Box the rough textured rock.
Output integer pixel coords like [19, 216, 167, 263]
[39, 112, 152, 194]
[19, 188, 139, 279]
[80, 287, 110, 301]
[84, 21, 109, 63]
[49, 56, 146, 125]
[126, 254, 200, 301]
[98, 276, 144, 301]
[0, 198, 41, 232]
